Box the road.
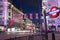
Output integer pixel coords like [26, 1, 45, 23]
[0, 32, 60, 40]
[0, 32, 42, 40]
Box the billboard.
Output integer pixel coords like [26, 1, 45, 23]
[0, 0, 8, 25]
[42, 0, 60, 31]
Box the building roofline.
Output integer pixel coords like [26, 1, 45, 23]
[8, 2, 23, 15]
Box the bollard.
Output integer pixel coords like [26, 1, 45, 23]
[52, 31, 55, 40]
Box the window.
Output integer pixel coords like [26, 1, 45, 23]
[0, 5, 3, 7]
[8, 4, 11, 9]
[0, 0, 2, 2]
[9, 12, 10, 16]
[0, 21, 4, 26]
[0, 10, 3, 15]
[8, 0, 12, 2]
[48, 20, 55, 24]
[0, 18, 2, 21]
[58, 25, 60, 27]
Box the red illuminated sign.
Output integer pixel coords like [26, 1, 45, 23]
[50, 6, 59, 18]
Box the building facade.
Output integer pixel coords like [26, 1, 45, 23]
[0, 0, 8, 31]
[7, 2, 24, 28]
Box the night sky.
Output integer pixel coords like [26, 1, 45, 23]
[12, 0, 42, 24]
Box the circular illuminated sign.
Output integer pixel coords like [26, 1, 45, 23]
[50, 6, 59, 18]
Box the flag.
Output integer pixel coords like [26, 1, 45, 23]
[24, 14, 27, 19]
[36, 13, 38, 19]
[30, 13, 33, 19]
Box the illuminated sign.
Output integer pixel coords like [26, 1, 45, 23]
[49, 6, 59, 18]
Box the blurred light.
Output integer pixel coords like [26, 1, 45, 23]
[42, 0, 47, 2]
[11, 5, 14, 8]
[26, 24, 31, 25]
[7, 28, 10, 32]
[8, 2, 11, 4]
[11, 28, 15, 32]
[49, 9, 59, 14]
[42, 6, 46, 10]
[3, 1, 8, 25]
[0, 27, 4, 31]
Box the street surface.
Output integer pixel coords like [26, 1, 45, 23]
[0, 32, 60, 40]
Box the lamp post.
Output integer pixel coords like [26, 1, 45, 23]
[42, 6, 48, 40]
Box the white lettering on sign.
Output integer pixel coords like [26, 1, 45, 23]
[49, 9, 59, 14]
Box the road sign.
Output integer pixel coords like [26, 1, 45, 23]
[50, 6, 59, 18]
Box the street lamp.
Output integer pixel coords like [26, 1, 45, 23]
[42, 5, 48, 40]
